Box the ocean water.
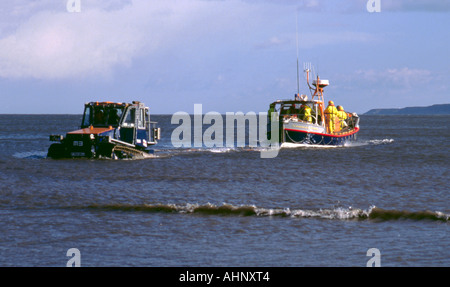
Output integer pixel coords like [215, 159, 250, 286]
[0, 114, 448, 267]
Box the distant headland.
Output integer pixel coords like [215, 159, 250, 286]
[364, 104, 450, 115]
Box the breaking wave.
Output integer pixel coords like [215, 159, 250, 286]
[84, 203, 449, 222]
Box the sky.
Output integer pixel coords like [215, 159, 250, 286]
[0, 0, 449, 114]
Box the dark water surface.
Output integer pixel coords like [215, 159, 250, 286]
[0, 114, 448, 266]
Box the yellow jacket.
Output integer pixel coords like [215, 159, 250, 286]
[300, 105, 312, 122]
[325, 105, 337, 116]
[337, 110, 347, 121]
[325, 105, 338, 133]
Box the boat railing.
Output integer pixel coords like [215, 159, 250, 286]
[332, 114, 359, 134]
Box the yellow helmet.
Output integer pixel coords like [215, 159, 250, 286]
[337, 105, 344, 111]
[328, 100, 334, 106]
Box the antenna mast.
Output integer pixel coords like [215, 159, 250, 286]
[296, 13, 300, 95]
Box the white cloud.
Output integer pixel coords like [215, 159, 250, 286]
[1, 12, 140, 79]
[0, 0, 237, 79]
[0, 0, 278, 80]
[0, 2, 151, 79]
[355, 67, 433, 89]
[0, 0, 444, 83]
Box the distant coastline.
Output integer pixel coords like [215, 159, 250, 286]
[364, 104, 450, 115]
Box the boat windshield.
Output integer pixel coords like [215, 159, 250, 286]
[82, 105, 125, 128]
[277, 101, 322, 125]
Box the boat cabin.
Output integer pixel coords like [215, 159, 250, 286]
[269, 99, 324, 126]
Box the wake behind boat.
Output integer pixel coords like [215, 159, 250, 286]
[268, 66, 360, 146]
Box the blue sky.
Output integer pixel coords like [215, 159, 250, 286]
[0, 0, 449, 114]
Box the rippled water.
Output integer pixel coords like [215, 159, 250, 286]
[0, 114, 448, 266]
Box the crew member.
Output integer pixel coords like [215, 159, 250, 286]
[337, 105, 348, 129]
[324, 100, 338, 133]
[300, 103, 312, 123]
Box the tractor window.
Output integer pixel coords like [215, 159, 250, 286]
[81, 106, 91, 128]
[124, 108, 136, 125]
[138, 108, 145, 128]
[81, 105, 125, 127]
[107, 107, 123, 126]
[93, 107, 107, 126]
[145, 108, 150, 129]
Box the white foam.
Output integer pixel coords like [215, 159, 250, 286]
[344, 139, 394, 147]
[208, 147, 234, 153]
[369, 139, 395, 145]
[281, 142, 337, 149]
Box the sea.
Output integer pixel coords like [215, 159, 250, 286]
[0, 114, 448, 268]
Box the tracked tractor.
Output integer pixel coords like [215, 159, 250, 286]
[47, 101, 160, 159]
